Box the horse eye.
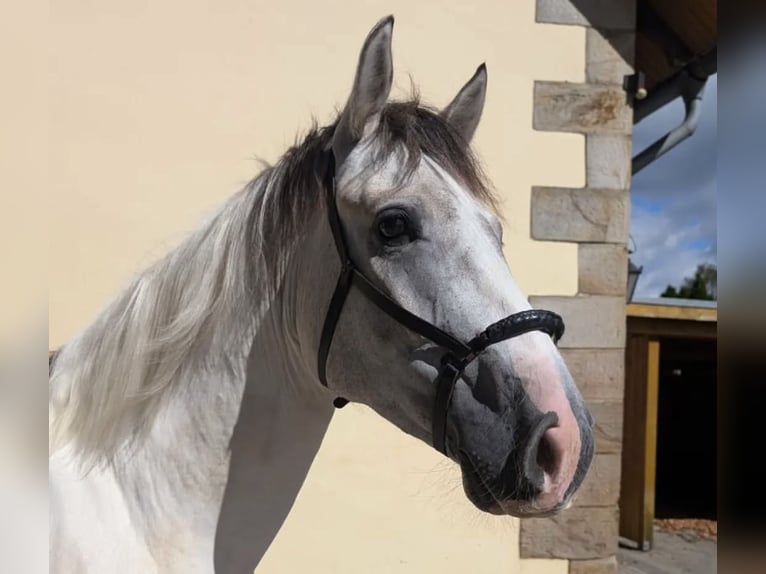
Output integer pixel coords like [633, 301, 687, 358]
[376, 211, 410, 241]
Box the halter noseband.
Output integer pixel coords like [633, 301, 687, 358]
[317, 150, 565, 455]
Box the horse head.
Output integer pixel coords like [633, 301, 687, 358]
[302, 16, 595, 517]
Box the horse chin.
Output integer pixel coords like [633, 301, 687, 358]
[459, 460, 571, 519]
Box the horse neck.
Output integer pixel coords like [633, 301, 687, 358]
[123, 242, 335, 572]
[50, 177, 336, 571]
[111, 296, 334, 571]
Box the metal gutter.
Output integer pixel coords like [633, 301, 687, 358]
[632, 73, 707, 175]
[630, 47, 716, 175]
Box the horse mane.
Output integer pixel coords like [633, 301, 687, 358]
[49, 97, 497, 467]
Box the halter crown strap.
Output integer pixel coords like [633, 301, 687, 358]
[322, 153, 351, 266]
[317, 152, 354, 393]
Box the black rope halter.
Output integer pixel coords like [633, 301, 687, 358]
[316, 150, 564, 455]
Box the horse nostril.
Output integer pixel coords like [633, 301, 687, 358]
[507, 411, 560, 499]
[536, 432, 557, 477]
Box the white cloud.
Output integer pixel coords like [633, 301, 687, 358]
[630, 189, 716, 298]
[629, 74, 717, 298]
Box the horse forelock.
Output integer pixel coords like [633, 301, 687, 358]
[251, 97, 497, 288]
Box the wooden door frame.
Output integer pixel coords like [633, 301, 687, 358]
[619, 302, 716, 550]
[620, 335, 660, 550]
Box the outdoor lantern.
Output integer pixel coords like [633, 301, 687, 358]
[627, 258, 643, 302]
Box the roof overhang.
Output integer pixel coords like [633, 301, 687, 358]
[627, 298, 717, 322]
[634, 0, 717, 98]
[627, 298, 717, 340]
[630, 0, 717, 173]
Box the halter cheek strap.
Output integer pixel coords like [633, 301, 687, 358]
[317, 150, 565, 454]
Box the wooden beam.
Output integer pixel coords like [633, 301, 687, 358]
[642, 340, 660, 547]
[628, 316, 717, 340]
[620, 335, 647, 548]
[626, 302, 717, 322]
[619, 336, 661, 550]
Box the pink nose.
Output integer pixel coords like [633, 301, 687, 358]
[519, 411, 560, 495]
[510, 404, 583, 511]
[505, 343, 587, 511]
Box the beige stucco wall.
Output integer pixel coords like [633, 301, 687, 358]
[46, 1, 586, 572]
[0, 1, 47, 350]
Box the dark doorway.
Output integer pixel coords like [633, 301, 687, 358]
[654, 337, 717, 519]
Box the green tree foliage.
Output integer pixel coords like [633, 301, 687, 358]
[661, 263, 717, 300]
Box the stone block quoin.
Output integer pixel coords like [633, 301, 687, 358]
[522, 0, 636, 569]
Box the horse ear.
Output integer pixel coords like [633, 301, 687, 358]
[332, 15, 395, 165]
[441, 63, 487, 144]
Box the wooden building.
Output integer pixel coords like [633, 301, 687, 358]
[620, 298, 717, 550]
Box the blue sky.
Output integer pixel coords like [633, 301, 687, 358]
[629, 73, 717, 298]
